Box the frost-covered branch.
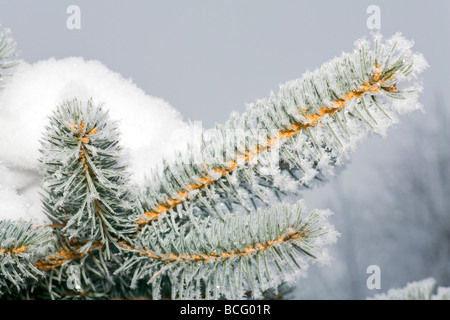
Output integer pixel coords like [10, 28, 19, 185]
[0, 220, 54, 294]
[0, 30, 429, 300]
[369, 278, 450, 300]
[39, 99, 138, 260]
[0, 25, 18, 89]
[117, 201, 338, 300]
[138, 33, 428, 227]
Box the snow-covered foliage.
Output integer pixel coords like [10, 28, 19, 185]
[0, 57, 200, 223]
[0, 26, 429, 300]
[39, 99, 138, 256]
[139, 33, 428, 227]
[369, 278, 450, 300]
[120, 201, 338, 300]
[0, 219, 54, 294]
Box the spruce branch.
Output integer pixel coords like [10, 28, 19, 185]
[138, 33, 427, 226]
[0, 25, 19, 89]
[0, 32, 428, 300]
[39, 99, 138, 261]
[0, 220, 54, 294]
[369, 278, 450, 300]
[117, 201, 338, 300]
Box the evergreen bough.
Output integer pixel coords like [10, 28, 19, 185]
[369, 278, 450, 300]
[0, 26, 428, 299]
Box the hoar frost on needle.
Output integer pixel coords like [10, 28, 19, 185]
[0, 28, 429, 300]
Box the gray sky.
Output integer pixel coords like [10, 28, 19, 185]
[0, 0, 448, 128]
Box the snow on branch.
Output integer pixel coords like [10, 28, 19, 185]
[0, 31, 429, 300]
